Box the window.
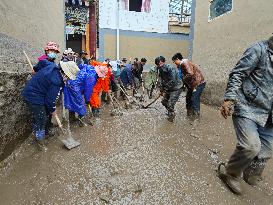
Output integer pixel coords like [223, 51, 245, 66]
[121, 0, 151, 13]
[129, 0, 142, 12]
[209, 0, 232, 20]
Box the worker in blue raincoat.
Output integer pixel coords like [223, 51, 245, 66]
[61, 61, 97, 126]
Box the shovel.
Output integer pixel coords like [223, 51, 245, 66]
[108, 93, 123, 116]
[117, 84, 142, 107]
[141, 93, 161, 109]
[54, 114, 80, 150]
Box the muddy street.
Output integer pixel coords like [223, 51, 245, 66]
[0, 99, 273, 205]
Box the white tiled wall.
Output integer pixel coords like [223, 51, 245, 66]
[99, 0, 170, 33]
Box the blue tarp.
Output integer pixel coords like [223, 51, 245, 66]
[64, 64, 98, 116]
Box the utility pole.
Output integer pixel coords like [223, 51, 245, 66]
[116, 0, 120, 60]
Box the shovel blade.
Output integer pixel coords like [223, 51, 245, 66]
[61, 137, 80, 150]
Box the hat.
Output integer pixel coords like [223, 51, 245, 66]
[63, 49, 69, 55]
[109, 61, 118, 71]
[122, 57, 127, 62]
[45, 41, 60, 53]
[95, 65, 108, 78]
[60, 61, 80, 80]
[67, 48, 74, 54]
[80, 50, 88, 55]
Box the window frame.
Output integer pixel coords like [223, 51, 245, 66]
[208, 0, 233, 22]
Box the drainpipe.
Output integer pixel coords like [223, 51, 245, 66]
[116, 0, 120, 60]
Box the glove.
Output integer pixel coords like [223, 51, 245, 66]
[220, 100, 235, 119]
[160, 91, 165, 97]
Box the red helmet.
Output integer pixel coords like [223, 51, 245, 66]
[44, 41, 60, 53]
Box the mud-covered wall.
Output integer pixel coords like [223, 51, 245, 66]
[0, 0, 65, 49]
[0, 0, 65, 161]
[192, 0, 273, 105]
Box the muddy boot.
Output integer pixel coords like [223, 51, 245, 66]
[149, 90, 153, 99]
[106, 93, 111, 105]
[69, 112, 78, 123]
[35, 130, 47, 151]
[187, 108, 194, 117]
[243, 158, 267, 186]
[192, 111, 200, 121]
[92, 108, 100, 117]
[218, 163, 242, 195]
[167, 112, 175, 122]
[45, 128, 55, 138]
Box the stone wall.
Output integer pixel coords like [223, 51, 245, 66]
[192, 0, 273, 105]
[0, 0, 65, 161]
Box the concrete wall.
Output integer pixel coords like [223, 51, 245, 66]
[99, 29, 189, 67]
[192, 0, 273, 105]
[99, 0, 170, 33]
[0, 0, 65, 161]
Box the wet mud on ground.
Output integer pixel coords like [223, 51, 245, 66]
[0, 96, 273, 204]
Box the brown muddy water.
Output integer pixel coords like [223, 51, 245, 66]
[0, 96, 273, 205]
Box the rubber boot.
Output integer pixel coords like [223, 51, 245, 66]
[69, 112, 78, 123]
[218, 163, 242, 195]
[243, 158, 267, 186]
[187, 108, 194, 117]
[192, 111, 200, 120]
[45, 128, 55, 138]
[92, 108, 100, 117]
[167, 112, 175, 122]
[35, 130, 47, 151]
[149, 89, 153, 99]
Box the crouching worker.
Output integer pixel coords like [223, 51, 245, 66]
[90, 62, 111, 117]
[61, 61, 97, 126]
[155, 56, 183, 122]
[172, 53, 205, 119]
[22, 42, 63, 150]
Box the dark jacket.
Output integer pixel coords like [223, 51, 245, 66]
[33, 59, 51, 73]
[158, 64, 182, 92]
[22, 60, 63, 113]
[132, 61, 143, 80]
[120, 64, 133, 86]
[224, 41, 273, 126]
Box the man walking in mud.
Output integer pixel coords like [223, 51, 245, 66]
[155, 56, 183, 122]
[219, 35, 273, 195]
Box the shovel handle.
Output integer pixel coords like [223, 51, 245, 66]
[23, 51, 35, 73]
[143, 94, 161, 108]
[54, 114, 66, 134]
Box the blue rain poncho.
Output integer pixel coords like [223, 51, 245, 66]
[64, 64, 98, 116]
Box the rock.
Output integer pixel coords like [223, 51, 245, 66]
[190, 133, 200, 140]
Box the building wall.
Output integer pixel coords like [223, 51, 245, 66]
[192, 0, 273, 105]
[0, 0, 65, 161]
[99, 0, 170, 33]
[99, 29, 189, 67]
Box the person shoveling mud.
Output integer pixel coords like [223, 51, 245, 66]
[61, 62, 97, 127]
[154, 56, 183, 122]
[21, 42, 62, 150]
